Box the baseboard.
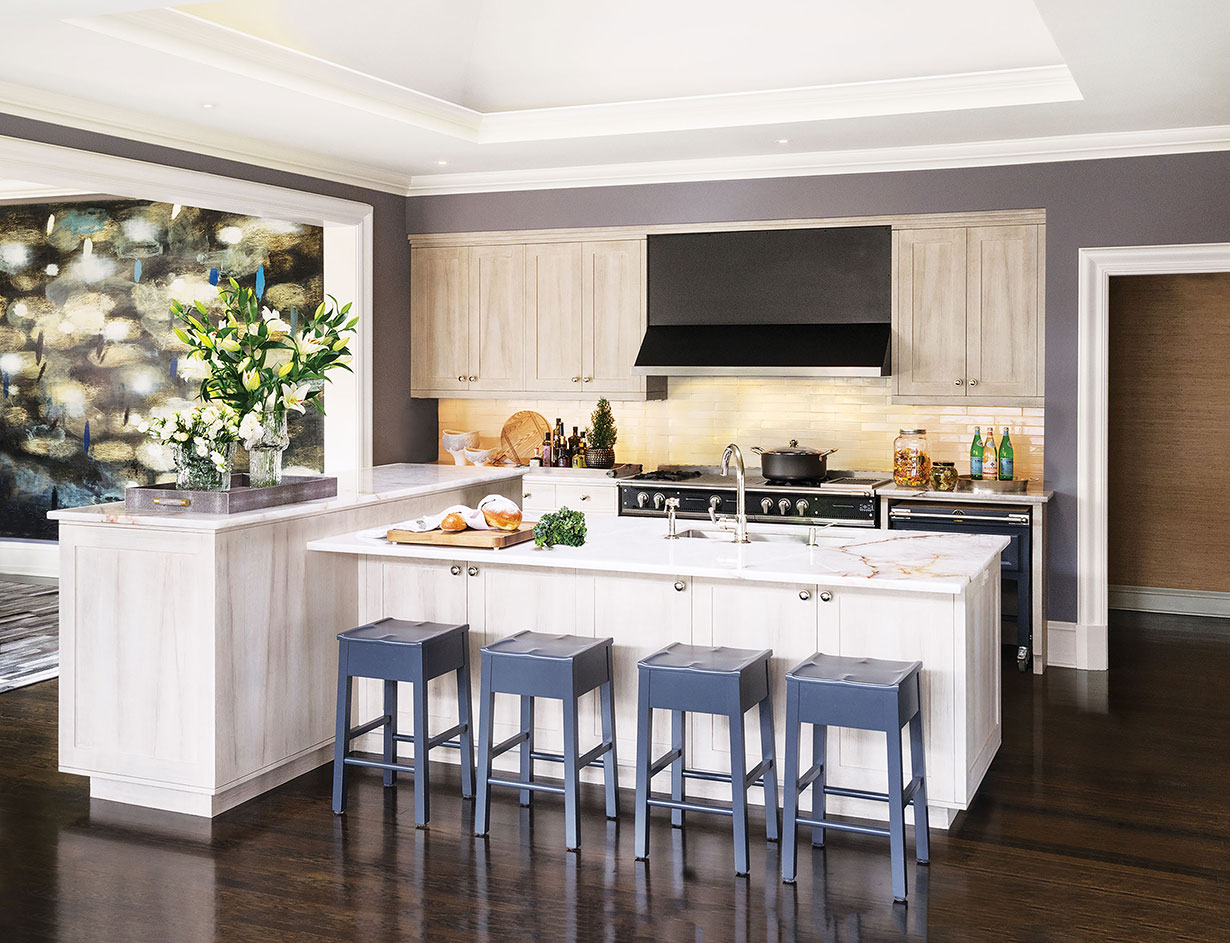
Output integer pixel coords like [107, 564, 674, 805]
[0, 539, 59, 579]
[1046, 621, 1078, 668]
[1108, 585, 1230, 619]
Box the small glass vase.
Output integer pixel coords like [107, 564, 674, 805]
[172, 441, 236, 492]
[248, 408, 290, 488]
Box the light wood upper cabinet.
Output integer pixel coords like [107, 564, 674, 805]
[524, 242, 585, 392]
[410, 246, 469, 393]
[468, 245, 525, 392]
[894, 224, 1043, 404]
[583, 240, 646, 394]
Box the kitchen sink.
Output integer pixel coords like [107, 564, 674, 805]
[676, 529, 805, 544]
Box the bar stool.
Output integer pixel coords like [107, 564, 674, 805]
[780, 653, 930, 902]
[633, 642, 779, 876]
[331, 618, 475, 827]
[473, 631, 618, 851]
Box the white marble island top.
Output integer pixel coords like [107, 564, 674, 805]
[48, 463, 524, 533]
[309, 516, 1008, 595]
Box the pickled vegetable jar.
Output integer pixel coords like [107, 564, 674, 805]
[930, 461, 958, 491]
[893, 429, 931, 487]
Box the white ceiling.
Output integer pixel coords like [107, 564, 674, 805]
[0, 1, 1226, 195]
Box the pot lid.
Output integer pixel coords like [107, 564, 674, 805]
[763, 439, 821, 455]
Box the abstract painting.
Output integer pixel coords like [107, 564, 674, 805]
[0, 199, 324, 540]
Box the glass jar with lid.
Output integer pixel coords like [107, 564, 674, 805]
[930, 461, 958, 491]
[893, 429, 931, 487]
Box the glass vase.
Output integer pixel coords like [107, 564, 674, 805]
[172, 441, 236, 492]
[247, 408, 290, 488]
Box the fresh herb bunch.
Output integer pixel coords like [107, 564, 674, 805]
[533, 507, 587, 548]
[588, 397, 617, 449]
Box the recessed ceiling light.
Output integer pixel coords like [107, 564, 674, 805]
[435, 160, 448, 166]
[202, 103, 215, 110]
[775, 138, 789, 145]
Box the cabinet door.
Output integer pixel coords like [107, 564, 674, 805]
[524, 243, 584, 392]
[410, 246, 469, 394]
[894, 229, 968, 397]
[691, 579, 820, 781]
[966, 225, 1040, 398]
[582, 240, 646, 394]
[468, 245, 525, 392]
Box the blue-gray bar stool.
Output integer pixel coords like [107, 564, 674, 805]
[633, 642, 780, 876]
[331, 618, 476, 827]
[473, 631, 618, 851]
[780, 653, 930, 902]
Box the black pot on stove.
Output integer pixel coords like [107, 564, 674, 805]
[750, 441, 838, 481]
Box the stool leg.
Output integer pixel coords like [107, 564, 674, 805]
[563, 686, 582, 851]
[670, 710, 686, 828]
[456, 650, 476, 800]
[383, 680, 398, 787]
[412, 679, 430, 827]
[909, 700, 930, 865]
[331, 654, 352, 815]
[729, 708, 750, 876]
[599, 662, 619, 820]
[781, 681, 800, 883]
[633, 673, 652, 860]
[519, 696, 535, 807]
[758, 680, 780, 842]
[812, 723, 828, 847]
[474, 658, 495, 837]
[887, 723, 908, 902]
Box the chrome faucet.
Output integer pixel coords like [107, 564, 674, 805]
[716, 443, 750, 543]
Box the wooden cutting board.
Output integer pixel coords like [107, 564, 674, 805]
[499, 410, 550, 465]
[386, 522, 536, 549]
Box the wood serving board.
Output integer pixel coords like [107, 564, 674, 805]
[499, 410, 550, 465]
[385, 522, 536, 549]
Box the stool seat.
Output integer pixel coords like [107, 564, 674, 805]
[640, 642, 772, 675]
[339, 618, 463, 646]
[788, 653, 922, 688]
[482, 631, 607, 660]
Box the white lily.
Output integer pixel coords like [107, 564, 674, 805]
[281, 382, 311, 414]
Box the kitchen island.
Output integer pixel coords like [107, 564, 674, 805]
[310, 516, 1008, 829]
[50, 464, 521, 817]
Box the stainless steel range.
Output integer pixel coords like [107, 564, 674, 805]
[618, 466, 890, 528]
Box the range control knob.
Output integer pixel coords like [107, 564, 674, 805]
[653, 492, 666, 510]
[710, 495, 723, 510]
[778, 498, 792, 515]
[761, 497, 774, 513]
[795, 498, 809, 515]
[636, 491, 649, 508]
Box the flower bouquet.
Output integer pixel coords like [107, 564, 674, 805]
[139, 402, 241, 491]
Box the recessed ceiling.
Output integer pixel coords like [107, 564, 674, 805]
[0, 1, 1226, 195]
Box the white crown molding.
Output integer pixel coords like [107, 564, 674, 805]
[70, 10, 1079, 144]
[0, 182, 88, 201]
[406, 124, 1230, 195]
[0, 78, 412, 196]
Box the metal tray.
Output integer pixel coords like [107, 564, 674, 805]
[955, 475, 1030, 494]
[125, 474, 338, 514]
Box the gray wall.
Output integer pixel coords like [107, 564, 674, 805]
[0, 111, 439, 466]
[408, 151, 1230, 622]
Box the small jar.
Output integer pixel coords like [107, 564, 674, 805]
[930, 461, 958, 491]
[893, 429, 931, 487]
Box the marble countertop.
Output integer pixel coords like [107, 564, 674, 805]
[308, 516, 1008, 595]
[48, 464, 525, 532]
[876, 483, 1052, 504]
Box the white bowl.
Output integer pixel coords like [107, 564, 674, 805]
[464, 447, 497, 466]
[442, 429, 480, 465]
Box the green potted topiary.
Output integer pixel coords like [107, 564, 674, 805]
[586, 397, 618, 468]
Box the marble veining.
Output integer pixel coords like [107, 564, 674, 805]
[314, 516, 1009, 595]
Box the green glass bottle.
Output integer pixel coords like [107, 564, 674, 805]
[982, 428, 998, 480]
[969, 426, 983, 480]
[998, 427, 1014, 480]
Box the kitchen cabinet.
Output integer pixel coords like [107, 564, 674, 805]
[893, 224, 1043, 405]
[524, 243, 586, 392]
[520, 473, 620, 519]
[410, 245, 524, 395]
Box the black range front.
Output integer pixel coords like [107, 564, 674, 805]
[617, 483, 878, 527]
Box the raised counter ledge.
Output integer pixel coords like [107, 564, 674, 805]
[48, 463, 525, 532]
[308, 516, 1009, 595]
[875, 482, 1053, 504]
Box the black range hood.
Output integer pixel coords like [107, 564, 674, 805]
[636, 226, 892, 378]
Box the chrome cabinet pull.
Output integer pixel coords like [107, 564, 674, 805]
[954, 378, 964, 386]
[673, 580, 686, 592]
[968, 378, 978, 387]
[468, 375, 477, 382]
[457, 376, 466, 382]
[450, 565, 461, 576]
[523, 492, 532, 499]
[579, 494, 590, 501]
[468, 566, 479, 577]
[571, 376, 581, 383]
[583, 376, 592, 383]
[819, 591, 833, 603]
[799, 590, 811, 601]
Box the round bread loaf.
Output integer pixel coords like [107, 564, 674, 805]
[440, 512, 468, 532]
[483, 505, 522, 531]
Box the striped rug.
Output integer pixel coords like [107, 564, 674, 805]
[0, 578, 59, 693]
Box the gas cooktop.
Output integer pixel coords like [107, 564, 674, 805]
[623, 466, 890, 492]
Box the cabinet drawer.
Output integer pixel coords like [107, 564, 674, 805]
[520, 483, 556, 512]
[554, 483, 618, 515]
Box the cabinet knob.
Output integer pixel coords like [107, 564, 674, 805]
[523, 492, 532, 499]
[799, 590, 811, 601]
[579, 494, 590, 501]
[458, 376, 466, 382]
[674, 580, 686, 592]
[467, 565, 479, 577]
[583, 377, 592, 383]
[819, 591, 833, 603]
[954, 378, 964, 386]
[450, 564, 461, 576]
[571, 376, 581, 383]
[968, 378, 978, 387]
[468, 375, 477, 382]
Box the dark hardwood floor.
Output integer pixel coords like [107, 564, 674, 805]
[2, 612, 1228, 942]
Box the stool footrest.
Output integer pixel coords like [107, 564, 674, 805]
[347, 715, 391, 740]
[745, 757, 774, 790]
[427, 724, 467, 750]
[490, 730, 530, 759]
[529, 748, 610, 770]
[392, 733, 466, 752]
[342, 755, 416, 775]
[822, 777, 924, 806]
[647, 796, 734, 818]
[797, 763, 824, 792]
[487, 777, 565, 797]
[793, 816, 891, 839]
[648, 747, 683, 778]
[676, 766, 772, 789]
